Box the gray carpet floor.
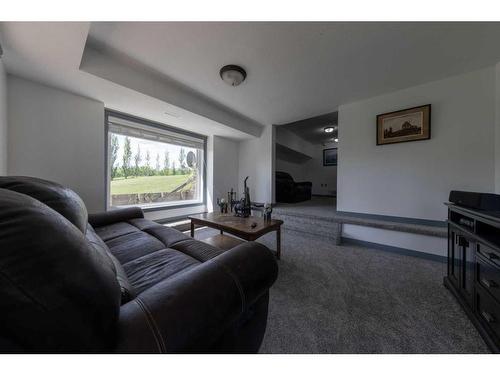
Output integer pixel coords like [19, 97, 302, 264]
[194, 227, 489, 353]
[274, 196, 337, 218]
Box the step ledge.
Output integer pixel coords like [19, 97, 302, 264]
[272, 210, 447, 238]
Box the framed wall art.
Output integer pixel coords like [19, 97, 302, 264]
[376, 104, 431, 145]
[323, 148, 337, 166]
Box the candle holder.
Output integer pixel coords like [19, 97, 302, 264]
[216, 198, 228, 214]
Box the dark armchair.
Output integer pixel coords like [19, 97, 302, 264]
[275, 171, 312, 203]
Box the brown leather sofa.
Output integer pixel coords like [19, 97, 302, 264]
[0, 176, 278, 353]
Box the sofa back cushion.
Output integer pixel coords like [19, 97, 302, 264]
[0, 176, 88, 233]
[0, 188, 121, 352]
[275, 171, 294, 182]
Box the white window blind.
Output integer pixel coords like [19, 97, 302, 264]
[107, 115, 205, 150]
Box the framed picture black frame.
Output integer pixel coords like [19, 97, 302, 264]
[376, 104, 431, 145]
[323, 148, 337, 166]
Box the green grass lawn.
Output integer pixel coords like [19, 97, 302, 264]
[110, 175, 191, 195]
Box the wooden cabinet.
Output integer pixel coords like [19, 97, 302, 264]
[444, 204, 500, 353]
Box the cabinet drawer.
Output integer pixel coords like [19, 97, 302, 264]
[477, 243, 500, 268]
[476, 286, 500, 340]
[477, 258, 500, 303]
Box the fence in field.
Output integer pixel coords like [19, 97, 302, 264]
[111, 190, 195, 206]
[110, 175, 197, 206]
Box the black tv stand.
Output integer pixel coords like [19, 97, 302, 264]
[444, 203, 500, 353]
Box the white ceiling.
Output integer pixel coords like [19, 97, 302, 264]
[281, 111, 338, 145]
[0, 22, 259, 140]
[3, 22, 500, 140]
[88, 22, 500, 126]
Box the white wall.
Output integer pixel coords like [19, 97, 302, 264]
[275, 157, 306, 181]
[213, 136, 239, 199]
[209, 135, 239, 207]
[275, 127, 315, 157]
[7, 76, 106, 213]
[206, 135, 215, 212]
[0, 60, 7, 175]
[6, 75, 230, 220]
[276, 149, 337, 196]
[275, 127, 337, 196]
[338, 67, 496, 256]
[342, 225, 446, 258]
[238, 125, 274, 203]
[339, 67, 495, 220]
[304, 144, 337, 196]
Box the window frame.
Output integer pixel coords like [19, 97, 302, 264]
[104, 109, 207, 212]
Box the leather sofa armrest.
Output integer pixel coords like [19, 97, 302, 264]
[114, 242, 278, 353]
[88, 207, 144, 228]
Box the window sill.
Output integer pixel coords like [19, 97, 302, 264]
[144, 203, 207, 222]
[142, 201, 204, 212]
[109, 200, 204, 213]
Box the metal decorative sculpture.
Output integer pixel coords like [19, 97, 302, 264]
[263, 203, 273, 221]
[227, 188, 237, 213]
[234, 176, 251, 217]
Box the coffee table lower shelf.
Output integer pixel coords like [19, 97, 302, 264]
[201, 234, 245, 251]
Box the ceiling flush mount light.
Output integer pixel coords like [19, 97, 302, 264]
[220, 65, 247, 86]
[324, 126, 335, 133]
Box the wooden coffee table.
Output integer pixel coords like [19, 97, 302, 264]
[188, 213, 284, 259]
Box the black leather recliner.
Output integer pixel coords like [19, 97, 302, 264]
[275, 171, 312, 203]
[0, 176, 278, 353]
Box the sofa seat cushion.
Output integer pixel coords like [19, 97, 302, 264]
[126, 218, 161, 231]
[169, 239, 223, 262]
[94, 222, 140, 242]
[105, 231, 166, 264]
[140, 224, 194, 247]
[96, 219, 224, 295]
[122, 248, 199, 294]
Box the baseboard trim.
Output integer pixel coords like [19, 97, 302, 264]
[341, 237, 446, 263]
[336, 210, 445, 227]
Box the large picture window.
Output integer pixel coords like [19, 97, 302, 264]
[106, 111, 206, 210]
